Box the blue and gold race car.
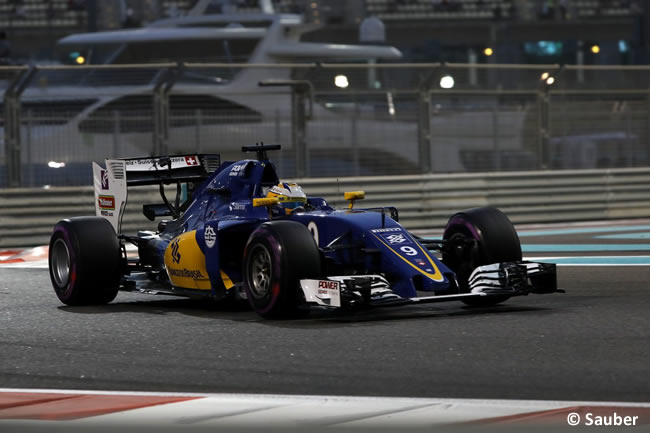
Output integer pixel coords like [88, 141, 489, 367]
[48, 144, 558, 318]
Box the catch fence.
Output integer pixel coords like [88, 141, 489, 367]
[2, 62, 650, 187]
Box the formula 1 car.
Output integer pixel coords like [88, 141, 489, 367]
[48, 144, 558, 318]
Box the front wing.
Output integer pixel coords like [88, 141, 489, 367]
[300, 261, 558, 309]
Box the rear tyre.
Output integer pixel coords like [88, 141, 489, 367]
[48, 217, 121, 305]
[243, 221, 321, 319]
[442, 206, 521, 307]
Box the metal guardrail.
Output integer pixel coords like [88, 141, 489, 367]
[2, 167, 650, 247]
[300, 167, 650, 228]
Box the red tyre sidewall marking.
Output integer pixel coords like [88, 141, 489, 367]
[244, 226, 283, 315]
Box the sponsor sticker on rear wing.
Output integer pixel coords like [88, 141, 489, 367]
[124, 155, 202, 172]
[118, 154, 221, 186]
[93, 160, 127, 233]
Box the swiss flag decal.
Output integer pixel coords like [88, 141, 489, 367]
[185, 156, 199, 166]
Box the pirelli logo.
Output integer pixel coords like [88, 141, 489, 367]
[97, 195, 115, 210]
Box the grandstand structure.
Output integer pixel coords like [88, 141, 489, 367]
[365, 0, 642, 21]
[130, 1, 648, 21]
[1, 0, 644, 27]
[0, 0, 648, 63]
[0, 0, 86, 29]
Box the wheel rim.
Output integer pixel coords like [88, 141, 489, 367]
[248, 244, 272, 298]
[443, 229, 479, 291]
[51, 238, 71, 287]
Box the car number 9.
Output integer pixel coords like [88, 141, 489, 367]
[400, 246, 418, 256]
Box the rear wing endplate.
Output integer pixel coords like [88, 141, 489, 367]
[93, 160, 128, 233]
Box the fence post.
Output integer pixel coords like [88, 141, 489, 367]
[274, 109, 284, 176]
[537, 86, 551, 169]
[25, 109, 33, 187]
[417, 88, 432, 173]
[536, 90, 543, 169]
[623, 102, 633, 167]
[152, 82, 168, 156]
[351, 105, 359, 176]
[492, 106, 500, 171]
[3, 78, 19, 187]
[194, 108, 202, 152]
[293, 87, 309, 177]
[3, 66, 37, 187]
[112, 110, 120, 158]
[258, 80, 313, 178]
[152, 63, 183, 156]
[152, 81, 163, 156]
[647, 89, 650, 165]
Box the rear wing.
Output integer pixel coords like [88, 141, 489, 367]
[93, 154, 220, 232]
[120, 154, 221, 186]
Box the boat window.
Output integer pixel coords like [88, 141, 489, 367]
[17, 99, 97, 125]
[179, 20, 273, 28]
[203, 0, 261, 14]
[78, 94, 262, 133]
[89, 44, 122, 64]
[110, 39, 260, 64]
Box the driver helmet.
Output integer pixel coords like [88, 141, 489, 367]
[267, 182, 307, 215]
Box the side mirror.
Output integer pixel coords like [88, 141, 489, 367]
[253, 197, 279, 207]
[253, 197, 279, 218]
[344, 191, 365, 209]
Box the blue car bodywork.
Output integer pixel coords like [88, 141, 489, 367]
[49, 144, 558, 317]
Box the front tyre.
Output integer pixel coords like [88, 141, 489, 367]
[442, 206, 522, 307]
[243, 221, 321, 319]
[48, 217, 121, 305]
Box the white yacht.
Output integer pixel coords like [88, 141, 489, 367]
[19, 0, 419, 182]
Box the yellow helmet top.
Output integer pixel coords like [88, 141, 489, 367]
[267, 182, 307, 214]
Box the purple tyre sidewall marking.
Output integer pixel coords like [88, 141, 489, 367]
[446, 216, 480, 241]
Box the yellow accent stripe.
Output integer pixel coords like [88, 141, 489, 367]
[372, 233, 445, 282]
[220, 270, 234, 290]
[414, 238, 444, 274]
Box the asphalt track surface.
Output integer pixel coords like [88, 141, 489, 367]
[1, 221, 649, 403]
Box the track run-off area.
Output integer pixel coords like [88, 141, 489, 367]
[1, 219, 649, 431]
